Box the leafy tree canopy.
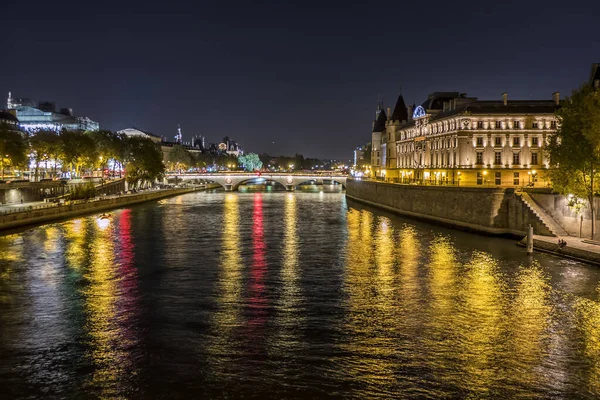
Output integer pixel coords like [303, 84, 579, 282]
[548, 83, 600, 237]
[238, 153, 263, 171]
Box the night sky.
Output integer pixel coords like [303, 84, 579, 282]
[1, 0, 598, 160]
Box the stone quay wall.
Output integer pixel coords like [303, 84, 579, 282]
[346, 179, 551, 237]
[0, 188, 196, 232]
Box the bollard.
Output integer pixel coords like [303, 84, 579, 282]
[527, 224, 534, 255]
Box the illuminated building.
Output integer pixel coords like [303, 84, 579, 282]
[117, 127, 163, 144]
[371, 90, 559, 186]
[7, 92, 99, 132]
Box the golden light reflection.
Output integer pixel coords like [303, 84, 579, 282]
[216, 193, 243, 324]
[63, 219, 90, 272]
[428, 236, 457, 315]
[397, 225, 420, 302]
[575, 283, 600, 396]
[0, 234, 23, 264]
[508, 263, 552, 387]
[43, 226, 60, 253]
[83, 213, 138, 397]
[0, 234, 23, 305]
[343, 208, 397, 389]
[272, 193, 302, 355]
[374, 217, 394, 281]
[281, 193, 299, 306]
[456, 251, 508, 395]
[84, 220, 120, 395]
[209, 193, 243, 370]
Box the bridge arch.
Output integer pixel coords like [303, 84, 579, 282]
[168, 173, 347, 192]
[232, 177, 287, 191]
[293, 178, 346, 190]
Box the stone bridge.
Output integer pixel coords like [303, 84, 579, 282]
[166, 172, 347, 191]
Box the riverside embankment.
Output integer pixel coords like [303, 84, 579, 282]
[346, 179, 552, 237]
[0, 187, 204, 232]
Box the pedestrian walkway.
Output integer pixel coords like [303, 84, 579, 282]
[526, 234, 600, 265]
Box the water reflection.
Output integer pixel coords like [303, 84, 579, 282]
[209, 193, 243, 374]
[83, 210, 139, 397]
[247, 192, 267, 343]
[343, 209, 398, 397]
[276, 193, 302, 347]
[576, 284, 600, 396]
[3, 194, 600, 398]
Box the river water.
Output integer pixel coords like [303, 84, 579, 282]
[2, 191, 600, 399]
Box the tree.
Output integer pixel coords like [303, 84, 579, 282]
[0, 123, 27, 179]
[294, 153, 304, 170]
[168, 144, 193, 172]
[89, 130, 121, 176]
[548, 84, 600, 239]
[124, 136, 165, 189]
[29, 129, 61, 180]
[238, 153, 263, 171]
[60, 131, 97, 178]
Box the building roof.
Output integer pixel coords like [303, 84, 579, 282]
[118, 127, 162, 139]
[0, 110, 19, 124]
[372, 106, 387, 132]
[421, 92, 462, 111]
[399, 99, 558, 129]
[391, 94, 408, 122]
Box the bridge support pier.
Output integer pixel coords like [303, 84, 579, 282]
[224, 184, 233, 191]
[285, 185, 295, 192]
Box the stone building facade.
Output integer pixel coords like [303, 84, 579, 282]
[371, 91, 559, 187]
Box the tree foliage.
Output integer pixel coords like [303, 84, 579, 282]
[548, 84, 600, 238]
[168, 144, 193, 171]
[238, 152, 263, 171]
[124, 136, 165, 188]
[0, 124, 28, 178]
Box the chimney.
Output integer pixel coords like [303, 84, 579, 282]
[387, 107, 391, 119]
[552, 92, 560, 105]
[372, 120, 375, 130]
[502, 92, 508, 106]
[407, 105, 413, 121]
[595, 80, 600, 90]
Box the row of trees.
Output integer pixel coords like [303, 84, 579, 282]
[0, 127, 165, 188]
[166, 144, 238, 172]
[548, 83, 600, 239]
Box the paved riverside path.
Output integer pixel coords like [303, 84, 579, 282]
[524, 234, 600, 265]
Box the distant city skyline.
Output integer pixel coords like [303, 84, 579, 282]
[2, 0, 598, 159]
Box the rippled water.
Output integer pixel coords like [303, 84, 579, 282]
[2, 191, 600, 399]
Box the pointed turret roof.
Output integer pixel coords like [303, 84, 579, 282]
[391, 94, 408, 122]
[372, 105, 387, 132]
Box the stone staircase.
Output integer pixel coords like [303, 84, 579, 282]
[517, 192, 569, 237]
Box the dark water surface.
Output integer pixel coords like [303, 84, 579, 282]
[2, 192, 600, 399]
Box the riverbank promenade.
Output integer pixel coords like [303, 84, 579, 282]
[0, 186, 202, 232]
[526, 235, 600, 266]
